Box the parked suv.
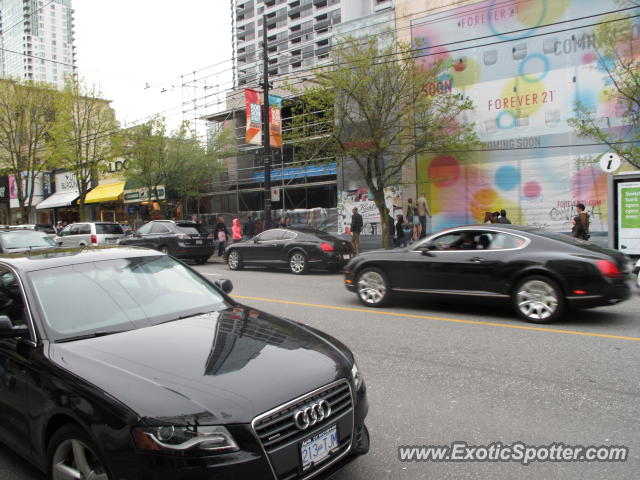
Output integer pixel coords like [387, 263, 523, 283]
[118, 220, 214, 264]
[55, 222, 124, 247]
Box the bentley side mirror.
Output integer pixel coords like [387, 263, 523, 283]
[421, 246, 435, 256]
[0, 316, 29, 338]
[215, 279, 234, 294]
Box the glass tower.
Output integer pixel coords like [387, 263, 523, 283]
[0, 0, 76, 88]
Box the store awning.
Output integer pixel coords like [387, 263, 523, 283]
[35, 190, 80, 210]
[84, 181, 126, 204]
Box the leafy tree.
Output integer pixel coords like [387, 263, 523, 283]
[569, 6, 640, 168]
[51, 78, 119, 220]
[287, 36, 478, 248]
[123, 117, 233, 216]
[0, 80, 58, 223]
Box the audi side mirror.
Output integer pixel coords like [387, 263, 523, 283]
[215, 279, 234, 294]
[0, 316, 29, 338]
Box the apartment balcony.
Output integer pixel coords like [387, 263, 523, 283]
[314, 19, 330, 31]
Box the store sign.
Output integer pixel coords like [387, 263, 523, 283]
[56, 171, 79, 193]
[123, 185, 166, 203]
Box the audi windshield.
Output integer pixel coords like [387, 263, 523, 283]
[28, 255, 227, 341]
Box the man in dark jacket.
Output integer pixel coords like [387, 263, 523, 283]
[243, 215, 256, 240]
[497, 209, 512, 224]
[350, 207, 363, 253]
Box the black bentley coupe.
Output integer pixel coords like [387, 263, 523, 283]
[225, 228, 354, 274]
[344, 225, 636, 323]
[0, 246, 369, 479]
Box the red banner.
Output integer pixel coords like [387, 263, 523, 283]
[245, 88, 262, 145]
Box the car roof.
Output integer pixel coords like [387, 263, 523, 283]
[0, 246, 161, 272]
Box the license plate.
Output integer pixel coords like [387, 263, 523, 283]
[300, 425, 338, 471]
[196, 240, 203, 245]
[342, 254, 351, 260]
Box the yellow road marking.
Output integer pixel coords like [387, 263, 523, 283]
[231, 295, 640, 342]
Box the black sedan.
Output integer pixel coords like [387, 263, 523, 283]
[0, 246, 369, 479]
[119, 219, 214, 264]
[344, 225, 637, 323]
[225, 228, 354, 274]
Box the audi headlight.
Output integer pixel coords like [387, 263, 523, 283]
[133, 425, 238, 454]
[351, 361, 364, 390]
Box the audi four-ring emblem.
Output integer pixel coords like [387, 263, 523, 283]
[293, 400, 332, 430]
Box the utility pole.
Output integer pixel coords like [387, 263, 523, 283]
[261, 14, 272, 229]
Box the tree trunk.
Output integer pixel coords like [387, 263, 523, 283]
[372, 191, 391, 250]
[78, 198, 86, 221]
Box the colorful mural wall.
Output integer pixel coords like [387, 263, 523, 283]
[409, 0, 640, 240]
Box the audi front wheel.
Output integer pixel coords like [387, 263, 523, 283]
[48, 426, 112, 480]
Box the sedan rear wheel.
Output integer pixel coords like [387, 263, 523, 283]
[289, 252, 309, 274]
[49, 426, 111, 480]
[227, 250, 243, 270]
[513, 276, 565, 323]
[356, 268, 390, 307]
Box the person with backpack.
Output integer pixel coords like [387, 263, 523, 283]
[576, 203, 590, 240]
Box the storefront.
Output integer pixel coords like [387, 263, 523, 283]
[84, 180, 127, 222]
[8, 174, 45, 224]
[35, 171, 80, 224]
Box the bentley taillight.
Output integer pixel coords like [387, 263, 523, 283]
[320, 242, 334, 252]
[596, 259, 621, 278]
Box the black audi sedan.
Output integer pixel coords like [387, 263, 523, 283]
[225, 228, 354, 274]
[118, 220, 214, 264]
[344, 225, 636, 323]
[0, 246, 369, 479]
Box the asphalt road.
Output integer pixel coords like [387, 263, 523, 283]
[2, 258, 639, 479]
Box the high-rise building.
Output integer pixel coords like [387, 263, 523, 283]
[0, 0, 76, 88]
[232, 0, 393, 87]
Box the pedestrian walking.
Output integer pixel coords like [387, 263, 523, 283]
[406, 198, 419, 242]
[496, 209, 512, 224]
[417, 193, 431, 239]
[350, 207, 363, 253]
[232, 218, 242, 243]
[576, 203, 590, 240]
[213, 216, 228, 257]
[394, 214, 407, 248]
[243, 215, 256, 240]
[388, 214, 395, 248]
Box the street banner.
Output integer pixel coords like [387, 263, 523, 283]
[245, 88, 262, 145]
[269, 94, 282, 148]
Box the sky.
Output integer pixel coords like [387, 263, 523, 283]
[73, 0, 233, 133]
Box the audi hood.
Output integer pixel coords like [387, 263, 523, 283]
[47, 307, 352, 425]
